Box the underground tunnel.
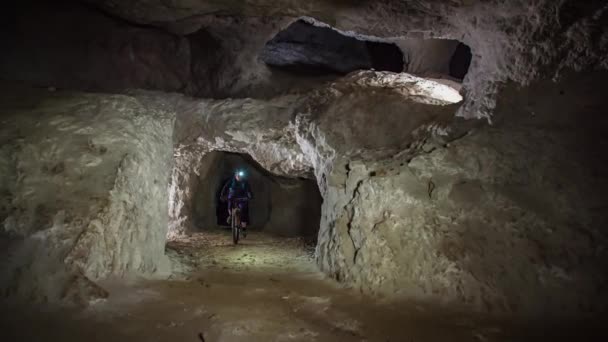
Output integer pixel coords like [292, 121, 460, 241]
[259, 18, 473, 83]
[1, 0, 608, 341]
[260, 19, 405, 75]
[190, 151, 321, 239]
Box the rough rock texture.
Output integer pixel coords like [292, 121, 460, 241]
[82, 0, 608, 118]
[164, 70, 608, 315]
[2, 66, 607, 316]
[166, 71, 461, 238]
[8, 0, 608, 118]
[2, 0, 607, 319]
[0, 85, 174, 304]
[315, 72, 608, 315]
[167, 145, 206, 240]
[1, 2, 471, 101]
[265, 178, 322, 238]
[3, 1, 605, 117]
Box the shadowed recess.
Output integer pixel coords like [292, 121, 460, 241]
[260, 19, 404, 75]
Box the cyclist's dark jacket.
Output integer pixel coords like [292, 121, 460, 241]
[221, 177, 253, 200]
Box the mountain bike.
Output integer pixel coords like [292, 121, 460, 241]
[229, 198, 248, 244]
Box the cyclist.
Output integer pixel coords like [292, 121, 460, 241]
[220, 169, 253, 235]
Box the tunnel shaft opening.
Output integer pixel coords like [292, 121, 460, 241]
[449, 42, 472, 80]
[260, 19, 404, 75]
[191, 151, 322, 241]
[260, 18, 473, 95]
[396, 38, 473, 82]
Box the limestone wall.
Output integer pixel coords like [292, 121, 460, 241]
[1, 69, 607, 316]
[314, 72, 608, 315]
[0, 86, 174, 304]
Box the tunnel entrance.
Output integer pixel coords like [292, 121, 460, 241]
[191, 151, 322, 240]
[449, 42, 472, 80]
[260, 19, 404, 75]
[394, 38, 473, 82]
[260, 18, 473, 88]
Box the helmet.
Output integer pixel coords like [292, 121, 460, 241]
[235, 169, 245, 178]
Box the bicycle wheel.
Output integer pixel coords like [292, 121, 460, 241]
[232, 208, 240, 244]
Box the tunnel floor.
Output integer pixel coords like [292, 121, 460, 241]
[167, 231, 317, 273]
[2, 231, 606, 341]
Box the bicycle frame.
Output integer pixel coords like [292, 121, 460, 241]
[229, 197, 248, 244]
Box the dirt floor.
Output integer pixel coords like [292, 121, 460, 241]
[1, 230, 607, 342]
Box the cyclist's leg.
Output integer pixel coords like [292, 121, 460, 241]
[226, 199, 233, 224]
[240, 201, 249, 228]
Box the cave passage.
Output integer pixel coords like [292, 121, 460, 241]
[191, 151, 322, 239]
[261, 18, 473, 85]
[396, 38, 473, 81]
[260, 19, 404, 75]
[449, 42, 472, 80]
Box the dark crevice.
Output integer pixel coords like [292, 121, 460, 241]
[366, 41, 405, 73]
[261, 19, 404, 76]
[345, 178, 365, 265]
[558, 0, 607, 29]
[449, 42, 472, 80]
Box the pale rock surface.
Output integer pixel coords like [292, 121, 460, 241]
[166, 71, 459, 237]
[167, 70, 608, 315]
[0, 86, 175, 304]
[2, 66, 607, 317]
[315, 72, 608, 314]
[83, 0, 608, 118]
[4, 1, 606, 119]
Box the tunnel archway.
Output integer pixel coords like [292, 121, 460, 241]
[191, 151, 322, 239]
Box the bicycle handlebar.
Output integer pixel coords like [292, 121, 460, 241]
[229, 197, 250, 201]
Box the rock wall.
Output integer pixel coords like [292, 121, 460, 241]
[314, 72, 608, 315]
[1, 68, 606, 316]
[0, 85, 175, 304]
[167, 145, 206, 239]
[82, 0, 608, 119]
[0, 1, 336, 99]
[167, 92, 314, 238]
[166, 71, 459, 238]
[166, 69, 608, 315]
[0, 1, 191, 94]
[265, 178, 322, 239]
[4, 0, 605, 119]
